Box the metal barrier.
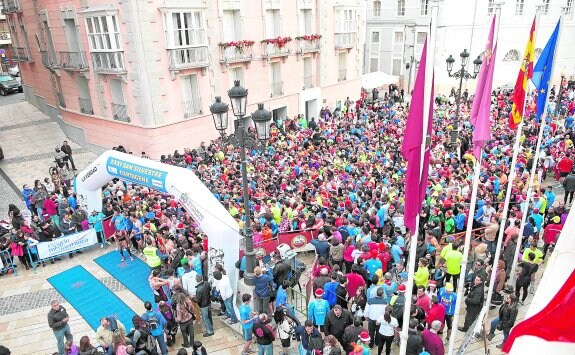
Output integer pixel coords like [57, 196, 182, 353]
[0, 249, 17, 276]
[27, 229, 105, 273]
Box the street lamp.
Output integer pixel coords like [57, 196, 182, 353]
[209, 80, 272, 287]
[445, 49, 482, 149]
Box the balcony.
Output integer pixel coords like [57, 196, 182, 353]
[59, 51, 88, 71]
[112, 103, 130, 122]
[262, 37, 292, 58]
[297, 39, 321, 54]
[91, 51, 125, 74]
[219, 44, 254, 63]
[40, 50, 59, 68]
[168, 46, 209, 70]
[183, 98, 201, 119]
[13, 47, 29, 61]
[334, 32, 357, 49]
[78, 97, 94, 115]
[303, 75, 314, 89]
[338, 68, 346, 82]
[270, 81, 284, 97]
[0, 32, 10, 45]
[2, 0, 22, 13]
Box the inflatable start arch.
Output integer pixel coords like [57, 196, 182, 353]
[74, 150, 240, 291]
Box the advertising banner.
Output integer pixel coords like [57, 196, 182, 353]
[106, 157, 168, 193]
[36, 229, 98, 259]
[102, 216, 116, 240]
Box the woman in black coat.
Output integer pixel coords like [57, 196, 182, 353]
[487, 294, 518, 348]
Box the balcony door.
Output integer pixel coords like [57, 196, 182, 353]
[64, 19, 81, 52]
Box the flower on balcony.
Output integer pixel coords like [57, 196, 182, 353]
[261, 36, 292, 49]
[295, 34, 322, 41]
[218, 40, 255, 53]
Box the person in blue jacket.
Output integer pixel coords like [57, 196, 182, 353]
[323, 273, 340, 308]
[308, 288, 330, 332]
[253, 266, 275, 317]
[295, 320, 323, 355]
[141, 301, 168, 355]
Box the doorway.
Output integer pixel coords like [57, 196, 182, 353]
[272, 106, 287, 123]
[305, 99, 317, 121]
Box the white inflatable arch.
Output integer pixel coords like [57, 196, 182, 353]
[74, 150, 240, 289]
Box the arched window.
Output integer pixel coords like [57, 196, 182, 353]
[373, 0, 381, 16]
[534, 48, 542, 60]
[503, 49, 520, 62]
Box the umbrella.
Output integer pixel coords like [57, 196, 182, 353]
[361, 71, 399, 89]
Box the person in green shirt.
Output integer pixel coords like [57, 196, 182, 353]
[414, 258, 430, 288]
[444, 211, 455, 235]
[444, 241, 463, 291]
[522, 244, 544, 264]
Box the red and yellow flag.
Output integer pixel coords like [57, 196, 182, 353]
[509, 18, 536, 129]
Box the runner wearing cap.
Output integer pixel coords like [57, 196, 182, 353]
[439, 282, 457, 342]
[308, 288, 330, 332]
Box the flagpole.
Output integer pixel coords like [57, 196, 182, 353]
[447, 154, 483, 355]
[509, 9, 564, 287]
[398, 1, 439, 354]
[483, 2, 506, 315]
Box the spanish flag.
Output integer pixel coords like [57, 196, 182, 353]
[509, 18, 536, 129]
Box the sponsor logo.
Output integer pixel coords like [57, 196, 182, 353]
[81, 166, 98, 182]
[291, 234, 307, 249]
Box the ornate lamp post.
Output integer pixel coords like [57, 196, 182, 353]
[209, 80, 272, 286]
[446, 49, 482, 149]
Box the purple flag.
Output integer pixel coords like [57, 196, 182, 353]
[401, 39, 434, 233]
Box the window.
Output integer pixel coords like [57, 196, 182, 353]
[371, 31, 380, 43]
[416, 32, 426, 44]
[265, 9, 281, 38]
[392, 58, 402, 76]
[373, 1, 381, 16]
[515, 0, 524, 15]
[338, 52, 347, 81]
[420, 0, 429, 16]
[393, 31, 404, 53]
[397, 0, 406, 16]
[301, 9, 312, 35]
[542, 0, 550, 15]
[270, 61, 283, 96]
[230, 66, 244, 86]
[168, 12, 206, 48]
[567, 0, 574, 18]
[85, 15, 121, 51]
[222, 10, 241, 42]
[503, 49, 520, 62]
[370, 58, 379, 73]
[487, 0, 495, 16]
[181, 74, 201, 118]
[303, 57, 313, 88]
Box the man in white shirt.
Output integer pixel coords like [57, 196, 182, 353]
[213, 270, 238, 324]
[181, 265, 198, 296]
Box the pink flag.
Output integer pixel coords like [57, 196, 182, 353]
[401, 39, 433, 233]
[472, 44, 497, 160]
[471, 15, 497, 159]
[470, 16, 495, 125]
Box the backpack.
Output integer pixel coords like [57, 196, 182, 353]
[146, 311, 159, 331]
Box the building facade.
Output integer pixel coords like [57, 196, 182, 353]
[365, 0, 575, 93]
[0, 2, 12, 70]
[4, 0, 365, 157]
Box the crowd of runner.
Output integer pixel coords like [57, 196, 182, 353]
[0, 82, 574, 355]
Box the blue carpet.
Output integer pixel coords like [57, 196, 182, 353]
[94, 251, 154, 304]
[47, 265, 136, 331]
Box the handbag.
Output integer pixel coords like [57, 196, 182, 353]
[267, 281, 277, 298]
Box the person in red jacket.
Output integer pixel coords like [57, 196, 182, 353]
[43, 194, 59, 227]
[557, 153, 574, 178]
[425, 295, 446, 334]
[543, 216, 564, 258]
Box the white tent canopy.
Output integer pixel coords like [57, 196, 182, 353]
[361, 71, 399, 89]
